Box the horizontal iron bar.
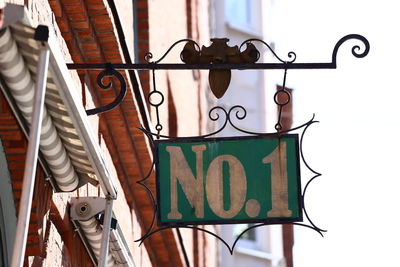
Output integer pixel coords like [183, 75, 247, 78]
[67, 62, 336, 70]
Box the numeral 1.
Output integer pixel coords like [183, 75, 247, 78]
[262, 141, 292, 217]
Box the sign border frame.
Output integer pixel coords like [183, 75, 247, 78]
[155, 134, 303, 226]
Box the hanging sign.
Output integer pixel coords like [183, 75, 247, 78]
[156, 134, 302, 225]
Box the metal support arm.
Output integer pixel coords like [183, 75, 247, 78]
[67, 34, 369, 71]
[11, 30, 50, 267]
[64, 34, 369, 255]
[66, 34, 369, 115]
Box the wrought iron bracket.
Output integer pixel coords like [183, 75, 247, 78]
[68, 34, 369, 70]
[67, 34, 369, 115]
[66, 34, 369, 253]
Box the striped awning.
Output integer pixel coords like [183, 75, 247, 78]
[0, 23, 96, 191]
[0, 5, 128, 265]
[79, 217, 133, 266]
[69, 197, 135, 266]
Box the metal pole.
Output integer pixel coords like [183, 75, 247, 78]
[10, 42, 49, 267]
[98, 198, 114, 267]
[67, 62, 336, 70]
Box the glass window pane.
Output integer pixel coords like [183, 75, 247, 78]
[234, 223, 256, 241]
[226, 0, 251, 26]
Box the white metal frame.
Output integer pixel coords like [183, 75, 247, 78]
[10, 39, 50, 267]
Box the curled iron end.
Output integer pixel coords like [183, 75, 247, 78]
[86, 67, 127, 116]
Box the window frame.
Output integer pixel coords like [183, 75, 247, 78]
[0, 139, 17, 266]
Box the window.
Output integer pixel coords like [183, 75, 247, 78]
[226, 0, 251, 27]
[234, 223, 256, 241]
[225, 0, 261, 35]
[233, 223, 258, 249]
[0, 139, 17, 266]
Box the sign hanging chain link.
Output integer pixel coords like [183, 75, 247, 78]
[148, 67, 164, 139]
[274, 65, 291, 132]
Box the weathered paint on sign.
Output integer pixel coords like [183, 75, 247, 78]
[156, 134, 302, 225]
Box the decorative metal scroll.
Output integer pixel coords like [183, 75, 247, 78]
[67, 34, 370, 116]
[86, 63, 127, 116]
[136, 111, 324, 253]
[67, 34, 370, 253]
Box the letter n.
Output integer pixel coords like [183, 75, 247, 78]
[166, 145, 206, 219]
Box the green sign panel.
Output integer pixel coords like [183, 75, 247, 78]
[156, 134, 302, 225]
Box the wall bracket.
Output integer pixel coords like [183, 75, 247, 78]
[66, 34, 370, 253]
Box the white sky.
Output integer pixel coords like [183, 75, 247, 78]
[271, 1, 400, 266]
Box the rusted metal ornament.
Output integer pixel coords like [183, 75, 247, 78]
[180, 38, 260, 98]
[202, 38, 237, 98]
[208, 69, 231, 99]
[180, 42, 200, 64]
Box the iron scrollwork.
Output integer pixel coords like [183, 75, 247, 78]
[85, 64, 127, 116]
[66, 34, 369, 253]
[70, 34, 370, 116]
[136, 109, 326, 252]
